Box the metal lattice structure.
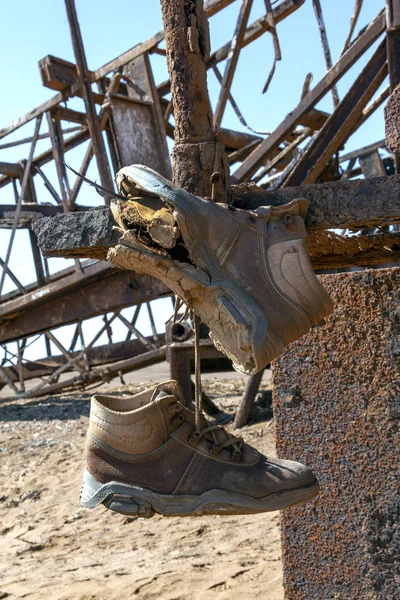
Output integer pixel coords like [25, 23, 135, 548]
[0, 0, 398, 399]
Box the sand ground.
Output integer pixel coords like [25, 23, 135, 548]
[0, 375, 284, 600]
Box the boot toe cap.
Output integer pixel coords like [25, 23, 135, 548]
[263, 456, 317, 492]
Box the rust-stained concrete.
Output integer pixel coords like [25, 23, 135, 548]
[273, 267, 400, 600]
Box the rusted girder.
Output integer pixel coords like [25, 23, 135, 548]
[0, 260, 170, 343]
[232, 10, 386, 182]
[0, 334, 166, 389]
[284, 40, 388, 186]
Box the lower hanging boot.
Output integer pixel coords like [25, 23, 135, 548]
[108, 165, 333, 375]
[81, 381, 319, 518]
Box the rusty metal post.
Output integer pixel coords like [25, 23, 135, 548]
[159, 0, 229, 200]
[386, 0, 400, 172]
[233, 369, 264, 429]
[64, 0, 114, 193]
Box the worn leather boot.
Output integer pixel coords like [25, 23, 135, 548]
[108, 165, 333, 375]
[81, 381, 319, 517]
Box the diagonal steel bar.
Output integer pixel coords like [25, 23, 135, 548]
[253, 128, 311, 183]
[146, 302, 160, 348]
[284, 40, 388, 186]
[312, 0, 340, 107]
[232, 9, 385, 183]
[118, 312, 155, 350]
[213, 0, 253, 131]
[44, 330, 86, 374]
[125, 304, 142, 341]
[64, 0, 114, 193]
[0, 258, 27, 294]
[15, 311, 120, 399]
[341, 0, 364, 56]
[0, 114, 43, 298]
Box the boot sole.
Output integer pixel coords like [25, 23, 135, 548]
[80, 469, 319, 518]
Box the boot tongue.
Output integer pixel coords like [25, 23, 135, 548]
[150, 381, 187, 406]
[150, 382, 239, 452]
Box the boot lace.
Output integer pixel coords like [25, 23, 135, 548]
[189, 423, 243, 460]
[193, 313, 243, 461]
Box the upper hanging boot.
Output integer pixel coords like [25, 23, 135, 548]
[108, 165, 333, 375]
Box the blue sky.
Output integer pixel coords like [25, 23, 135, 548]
[0, 0, 384, 144]
[0, 0, 387, 360]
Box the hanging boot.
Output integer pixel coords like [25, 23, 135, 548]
[107, 165, 333, 375]
[81, 381, 319, 518]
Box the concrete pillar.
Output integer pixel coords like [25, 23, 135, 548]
[273, 267, 400, 600]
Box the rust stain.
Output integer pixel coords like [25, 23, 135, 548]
[273, 267, 400, 600]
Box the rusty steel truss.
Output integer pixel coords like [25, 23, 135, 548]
[1, 0, 399, 401]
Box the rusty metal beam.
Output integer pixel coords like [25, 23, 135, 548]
[232, 9, 386, 182]
[312, 0, 339, 107]
[213, 0, 253, 132]
[284, 40, 388, 186]
[0, 263, 170, 343]
[0, 334, 166, 387]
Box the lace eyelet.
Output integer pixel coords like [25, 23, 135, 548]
[209, 444, 221, 456]
[188, 431, 201, 445]
[284, 214, 296, 230]
[168, 401, 181, 415]
[170, 414, 184, 428]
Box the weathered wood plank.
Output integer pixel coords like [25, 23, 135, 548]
[308, 230, 400, 269]
[232, 175, 400, 229]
